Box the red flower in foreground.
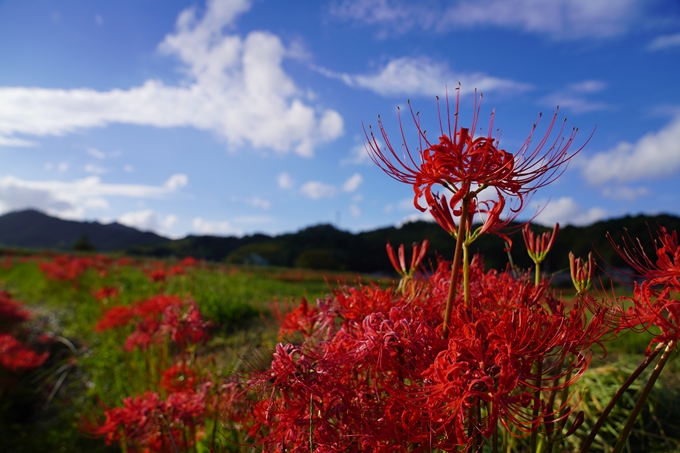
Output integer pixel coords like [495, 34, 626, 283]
[611, 226, 680, 290]
[244, 256, 613, 451]
[365, 88, 586, 240]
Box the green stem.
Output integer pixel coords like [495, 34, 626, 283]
[534, 262, 541, 287]
[442, 197, 470, 339]
[579, 345, 663, 453]
[611, 341, 676, 453]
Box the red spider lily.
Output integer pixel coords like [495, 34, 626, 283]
[94, 286, 118, 302]
[182, 256, 198, 267]
[95, 295, 211, 352]
[386, 240, 429, 295]
[87, 389, 208, 453]
[243, 255, 612, 451]
[147, 268, 167, 283]
[0, 290, 31, 331]
[163, 300, 212, 349]
[95, 305, 134, 332]
[0, 333, 48, 371]
[619, 282, 680, 353]
[365, 88, 584, 240]
[569, 252, 595, 294]
[38, 254, 111, 281]
[386, 239, 429, 278]
[523, 223, 559, 265]
[610, 226, 680, 290]
[160, 363, 197, 393]
[276, 298, 320, 340]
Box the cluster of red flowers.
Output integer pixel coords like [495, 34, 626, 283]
[95, 294, 211, 352]
[145, 257, 199, 283]
[234, 90, 627, 452]
[614, 227, 680, 351]
[38, 254, 113, 281]
[244, 253, 613, 451]
[89, 376, 211, 452]
[0, 290, 48, 372]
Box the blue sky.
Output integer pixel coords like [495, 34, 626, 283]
[0, 0, 679, 239]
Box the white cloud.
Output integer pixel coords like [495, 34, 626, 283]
[164, 173, 189, 190]
[124, 165, 135, 172]
[349, 203, 361, 217]
[230, 195, 271, 209]
[0, 173, 188, 219]
[316, 57, 530, 98]
[300, 181, 337, 199]
[118, 210, 178, 236]
[341, 142, 372, 165]
[540, 80, 609, 113]
[342, 173, 363, 192]
[647, 33, 680, 51]
[601, 185, 650, 201]
[84, 164, 109, 174]
[532, 197, 607, 226]
[192, 217, 242, 236]
[277, 172, 295, 189]
[567, 80, 607, 93]
[581, 115, 680, 184]
[87, 148, 106, 159]
[0, 136, 34, 147]
[397, 212, 434, 227]
[331, 0, 643, 40]
[87, 147, 121, 159]
[0, 0, 344, 156]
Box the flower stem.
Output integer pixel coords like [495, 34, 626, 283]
[442, 197, 470, 339]
[534, 262, 541, 287]
[611, 340, 676, 453]
[579, 344, 663, 453]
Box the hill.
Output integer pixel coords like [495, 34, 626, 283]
[2, 208, 679, 274]
[0, 209, 168, 251]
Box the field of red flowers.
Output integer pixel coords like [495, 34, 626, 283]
[3, 89, 680, 453]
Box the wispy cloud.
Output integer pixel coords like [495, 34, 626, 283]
[118, 209, 178, 237]
[300, 181, 337, 199]
[647, 32, 680, 51]
[532, 197, 607, 226]
[342, 173, 363, 192]
[0, 0, 343, 156]
[192, 217, 242, 237]
[330, 0, 643, 40]
[540, 80, 609, 113]
[315, 57, 530, 98]
[0, 173, 188, 219]
[230, 195, 271, 209]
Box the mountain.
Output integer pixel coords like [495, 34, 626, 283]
[0, 209, 168, 251]
[2, 208, 679, 275]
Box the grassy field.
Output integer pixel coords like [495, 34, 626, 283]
[0, 251, 679, 452]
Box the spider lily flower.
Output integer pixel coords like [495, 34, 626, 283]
[386, 240, 429, 294]
[610, 226, 680, 290]
[523, 223, 559, 265]
[365, 87, 586, 236]
[570, 252, 594, 294]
